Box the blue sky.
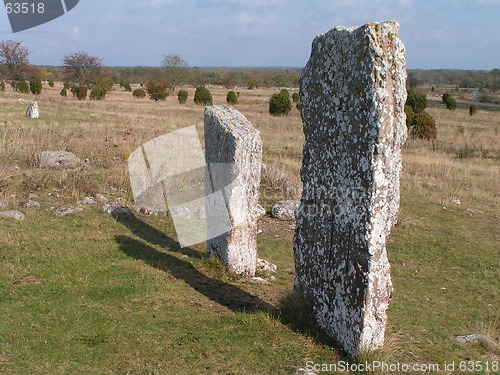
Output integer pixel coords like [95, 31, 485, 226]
[0, 0, 498, 69]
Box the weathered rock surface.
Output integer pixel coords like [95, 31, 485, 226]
[35, 151, 81, 169]
[0, 210, 26, 221]
[294, 21, 407, 357]
[26, 102, 39, 119]
[204, 105, 263, 276]
[271, 200, 300, 220]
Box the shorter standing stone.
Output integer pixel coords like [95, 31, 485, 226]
[26, 102, 39, 119]
[0, 210, 26, 221]
[35, 151, 81, 169]
[204, 106, 263, 276]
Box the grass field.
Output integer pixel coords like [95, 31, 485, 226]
[0, 83, 498, 374]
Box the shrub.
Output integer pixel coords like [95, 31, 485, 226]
[48, 78, 54, 87]
[29, 74, 42, 95]
[89, 87, 106, 100]
[146, 79, 170, 101]
[292, 92, 299, 103]
[133, 88, 146, 99]
[124, 82, 132, 92]
[194, 85, 213, 105]
[280, 89, 290, 99]
[442, 93, 457, 110]
[60, 88, 67, 97]
[269, 91, 292, 116]
[411, 111, 437, 140]
[226, 90, 238, 104]
[469, 104, 477, 116]
[404, 105, 414, 129]
[63, 81, 70, 89]
[177, 89, 188, 104]
[70, 85, 87, 100]
[406, 89, 427, 113]
[0, 82, 4, 91]
[16, 80, 29, 93]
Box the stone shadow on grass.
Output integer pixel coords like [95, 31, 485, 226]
[116, 234, 272, 313]
[113, 213, 201, 258]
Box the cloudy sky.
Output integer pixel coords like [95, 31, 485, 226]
[0, 0, 498, 69]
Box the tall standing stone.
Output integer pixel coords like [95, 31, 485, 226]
[204, 106, 263, 276]
[294, 21, 407, 357]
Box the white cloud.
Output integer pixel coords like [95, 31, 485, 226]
[234, 12, 253, 26]
[205, 0, 285, 9]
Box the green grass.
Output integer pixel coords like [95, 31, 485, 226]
[1, 87, 498, 374]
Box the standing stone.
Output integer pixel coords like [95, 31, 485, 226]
[26, 102, 39, 119]
[204, 106, 263, 276]
[294, 21, 407, 357]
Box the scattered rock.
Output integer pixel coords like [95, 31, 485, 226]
[247, 277, 269, 285]
[94, 194, 109, 204]
[448, 197, 461, 205]
[256, 258, 277, 273]
[132, 205, 168, 216]
[196, 205, 206, 220]
[254, 204, 266, 219]
[28, 193, 39, 199]
[55, 206, 84, 216]
[169, 206, 193, 219]
[76, 197, 97, 206]
[454, 334, 498, 350]
[19, 199, 40, 209]
[35, 151, 81, 170]
[271, 200, 300, 220]
[0, 210, 26, 221]
[26, 102, 39, 119]
[467, 209, 484, 215]
[103, 204, 134, 218]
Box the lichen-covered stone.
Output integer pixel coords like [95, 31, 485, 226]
[294, 21, 407, 357]
[204, 105, 263, 276]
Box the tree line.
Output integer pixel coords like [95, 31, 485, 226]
[1, 40, 498, 93]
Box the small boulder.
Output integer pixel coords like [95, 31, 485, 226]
[76, 197, 97, 206]
[271, 200, 300, 220]
[19, 199, 41, 209]
[94, 194, 109, 204]
[35, 151, 81, 170]
[26, 102, 39, 119]
[103, 204, 134, 218]
[169, 206, 193, 219]
[254, 204, 266, 219]
[0, 210, 26, 221]
[257, 258, 277, 273]
[55, 206, 84, 216]
[196, 205, 206, 220]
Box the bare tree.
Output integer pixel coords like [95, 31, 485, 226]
[161, 54, 188, 90]
[0, 40, 30, 87]
[63, 51, 103, 88]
